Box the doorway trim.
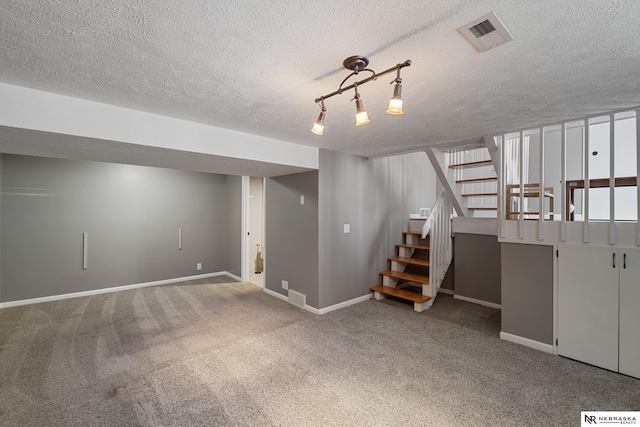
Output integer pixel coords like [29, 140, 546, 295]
[242, 176, 266, 287]
[241, 176, 250, 282]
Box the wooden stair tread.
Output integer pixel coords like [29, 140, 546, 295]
[402, 231, 424, 236]
[380, 270, 429, 284]
[388, 256, 430, 267]
[448, 159, 493, 169]
[462, 192, 498, 197]
[370, 285, 431, 303]
[396, 243, 430, 250]
[468, 207, 497, 211]
[456, 176, 498, 184]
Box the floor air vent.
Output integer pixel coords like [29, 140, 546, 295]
[288, 290, 306, 309]
[458, 11, 513, 52]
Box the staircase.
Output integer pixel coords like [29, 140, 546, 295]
[370, 142, 495, 313]
[370, 230, 432, 312]
[370, 189, 453, 313]
[426, 140, 499, 218]
[450, 148, 498, 216]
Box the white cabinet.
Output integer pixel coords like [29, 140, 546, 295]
[558, 244, 619, 371]
[619, 249, 640, 378]
[558, 244, 640, 378]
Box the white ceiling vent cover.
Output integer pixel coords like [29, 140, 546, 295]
[458, 12, 513, 52]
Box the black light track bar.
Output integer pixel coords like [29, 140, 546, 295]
[314, 60, 411, 104]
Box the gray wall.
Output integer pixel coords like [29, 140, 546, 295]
[1, 155, 237, 302]
[454, 233, 501, 305]
[501, 243, 554, 344]
[226, 175, 242, 278]
[265, 170, 319, 308]
[318, 149, 436, 308]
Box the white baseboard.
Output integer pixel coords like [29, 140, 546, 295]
[437, 288, 455, 295]
[263, 287, 288, 302]
[225, 272, 243, 282]
[454, 294, 501, 309]
[308, 293, 372, 315]
[262, 288, 371, 315]
[0, 271, 238, 309]
[500, 332, 554, 354]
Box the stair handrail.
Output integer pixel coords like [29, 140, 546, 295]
[422, 189, 453, 292]
[421, 188, 445, 238]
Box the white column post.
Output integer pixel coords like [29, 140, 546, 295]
[539, 127, 545, 240]
[584, 121, 590, 242]
[609, 114, 616, 245]
[561, 123, 567, 242]
[519, 130, 525, 239]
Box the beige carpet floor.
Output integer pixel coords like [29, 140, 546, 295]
[0, 277, 638, 426]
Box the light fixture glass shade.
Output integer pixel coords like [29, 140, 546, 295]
[355, 97, 370, 126]
[311, 121, 324, 135]
[355, 110, 370, 126]
[311, 110, 326, 135]
[386, 83, 403, 115]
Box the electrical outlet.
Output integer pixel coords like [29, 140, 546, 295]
[196, 263, 202, 271]
[344, 224, 350, 233]
[282, 280, 288, 290]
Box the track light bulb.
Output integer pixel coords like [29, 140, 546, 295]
[386, 83, 403, 115]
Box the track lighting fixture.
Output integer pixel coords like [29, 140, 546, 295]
[312, 56, 411, 135]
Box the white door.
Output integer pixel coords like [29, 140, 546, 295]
[558, 244, 619, 372]
[619, 247, 640, 379]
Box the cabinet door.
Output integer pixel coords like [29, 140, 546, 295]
[558, 244, 619, 372]
[619, 248, 640, 379]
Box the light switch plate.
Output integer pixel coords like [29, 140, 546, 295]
[300, 195, 305, 205]
[344, 224, 350, 233]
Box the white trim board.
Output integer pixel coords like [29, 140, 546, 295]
[262, 288, 371, 315]
[308, 294, 372, 315]
[225, 272, 243, 282]
[437, 288, 455, 295]
[263, 287, 289, 302]
[454, 294, 501, 309]
[0, 271, 238, 309]
[452, 218, 498, 236]
[500, 332, 554, 354]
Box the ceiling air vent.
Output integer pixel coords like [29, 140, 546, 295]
[458, 12, 513, 53]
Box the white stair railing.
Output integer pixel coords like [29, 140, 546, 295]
[422, 190, 453, 300]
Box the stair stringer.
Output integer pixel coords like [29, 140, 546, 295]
[424, 147, 468, 217]
[484, 135, 500, 172]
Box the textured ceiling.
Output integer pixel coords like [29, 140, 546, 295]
[1, 0, 639, 160]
